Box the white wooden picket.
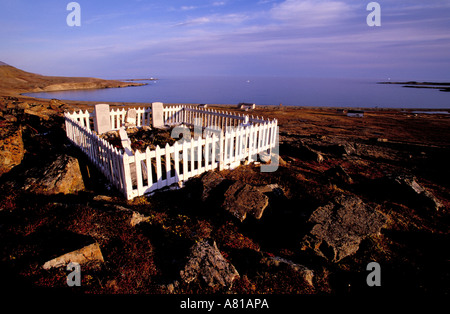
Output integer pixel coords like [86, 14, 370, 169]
[65, 105, 277, 200]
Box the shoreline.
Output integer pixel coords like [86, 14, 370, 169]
[9, 93, 450, 113]
[19, 95, 450, 112]
[20, 83, 450, 111]
[2, 63, 448, 109]
[16, 87, 450, 112]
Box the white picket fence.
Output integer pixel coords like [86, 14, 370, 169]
[65, 105, 277, 200]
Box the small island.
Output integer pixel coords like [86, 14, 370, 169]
[122, 78, 159, 82]
[378, 81, 450, 92]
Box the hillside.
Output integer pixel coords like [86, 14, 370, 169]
[0, 62, 145, 96]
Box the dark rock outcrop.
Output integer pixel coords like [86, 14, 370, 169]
[301, 194, 387, 263]
[0, 124, 24, 177]
[280, 140, 324, 163]
[261, 256, 314, 286]
[43, 242, 104, 270]
[180, 240, 239, 290]
[392, 174, 443, 211]
[222, 181, 269, 222]
[325, 165, 353, 185]
[23, 154, 85, 195]
[200, 171, 225, 202]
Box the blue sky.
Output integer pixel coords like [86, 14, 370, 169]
[1, 0, 450, 80]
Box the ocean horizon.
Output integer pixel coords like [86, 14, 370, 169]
[25, 76, 450, 109]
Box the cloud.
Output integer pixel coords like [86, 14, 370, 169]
[174, 16, 211, 27]
[181, 6, 197, 11]
[174, 13, 249, 27]
[11, 0, 448, 79]
[270, 0, 353, 27]
[84, 12, 129, 25]
[177, 2, 225, 12]
[391, 1, 450, 11]
[58, 0, 450, 70]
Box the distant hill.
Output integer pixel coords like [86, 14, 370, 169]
[0, 62, 145, 96]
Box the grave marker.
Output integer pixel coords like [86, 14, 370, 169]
[94, 104, 111, 134]
[119, 127, 132, 155]
[126, 108, 137, 126]
[151, 102, 164, 128]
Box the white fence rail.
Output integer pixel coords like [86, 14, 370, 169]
[65, 105, 277, 200]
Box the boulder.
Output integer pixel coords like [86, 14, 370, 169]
[258, 151, 271, 163]
[392, 175, 443, 211]
[130, 211, 150, 227]
[43, 242, 104, 269]
[23, 154, 85, 195]
[110, 204, 150, 227]
[307, 146, 324, 163]
[278, 155, 288, 167]
[301, 194, 387, 263]
[255, 183, 285, 197]
[325, 165, 353, 185]
[311, 142, 356, 156]
[261, 256, 314, 286]
[17, 102, 30, 110]
[180, 240, 239, 290]
[393, 174, 425, 194]
[0, 125, 24, 177]
[337, 142, 357, 156]
[283, 141, 324, 163]
[199, 171, 225, 202]
[24, 108, 51, 121]
[49, 99, 63, 110]
[222, 181, 269, 222]
[2, 114, 17, 122]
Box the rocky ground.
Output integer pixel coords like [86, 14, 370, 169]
[0, 95, 449, 296]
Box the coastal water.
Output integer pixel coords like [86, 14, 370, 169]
[25, 76, 450, 108]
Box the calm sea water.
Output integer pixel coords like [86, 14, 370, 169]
[25, 76, 450, 108]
